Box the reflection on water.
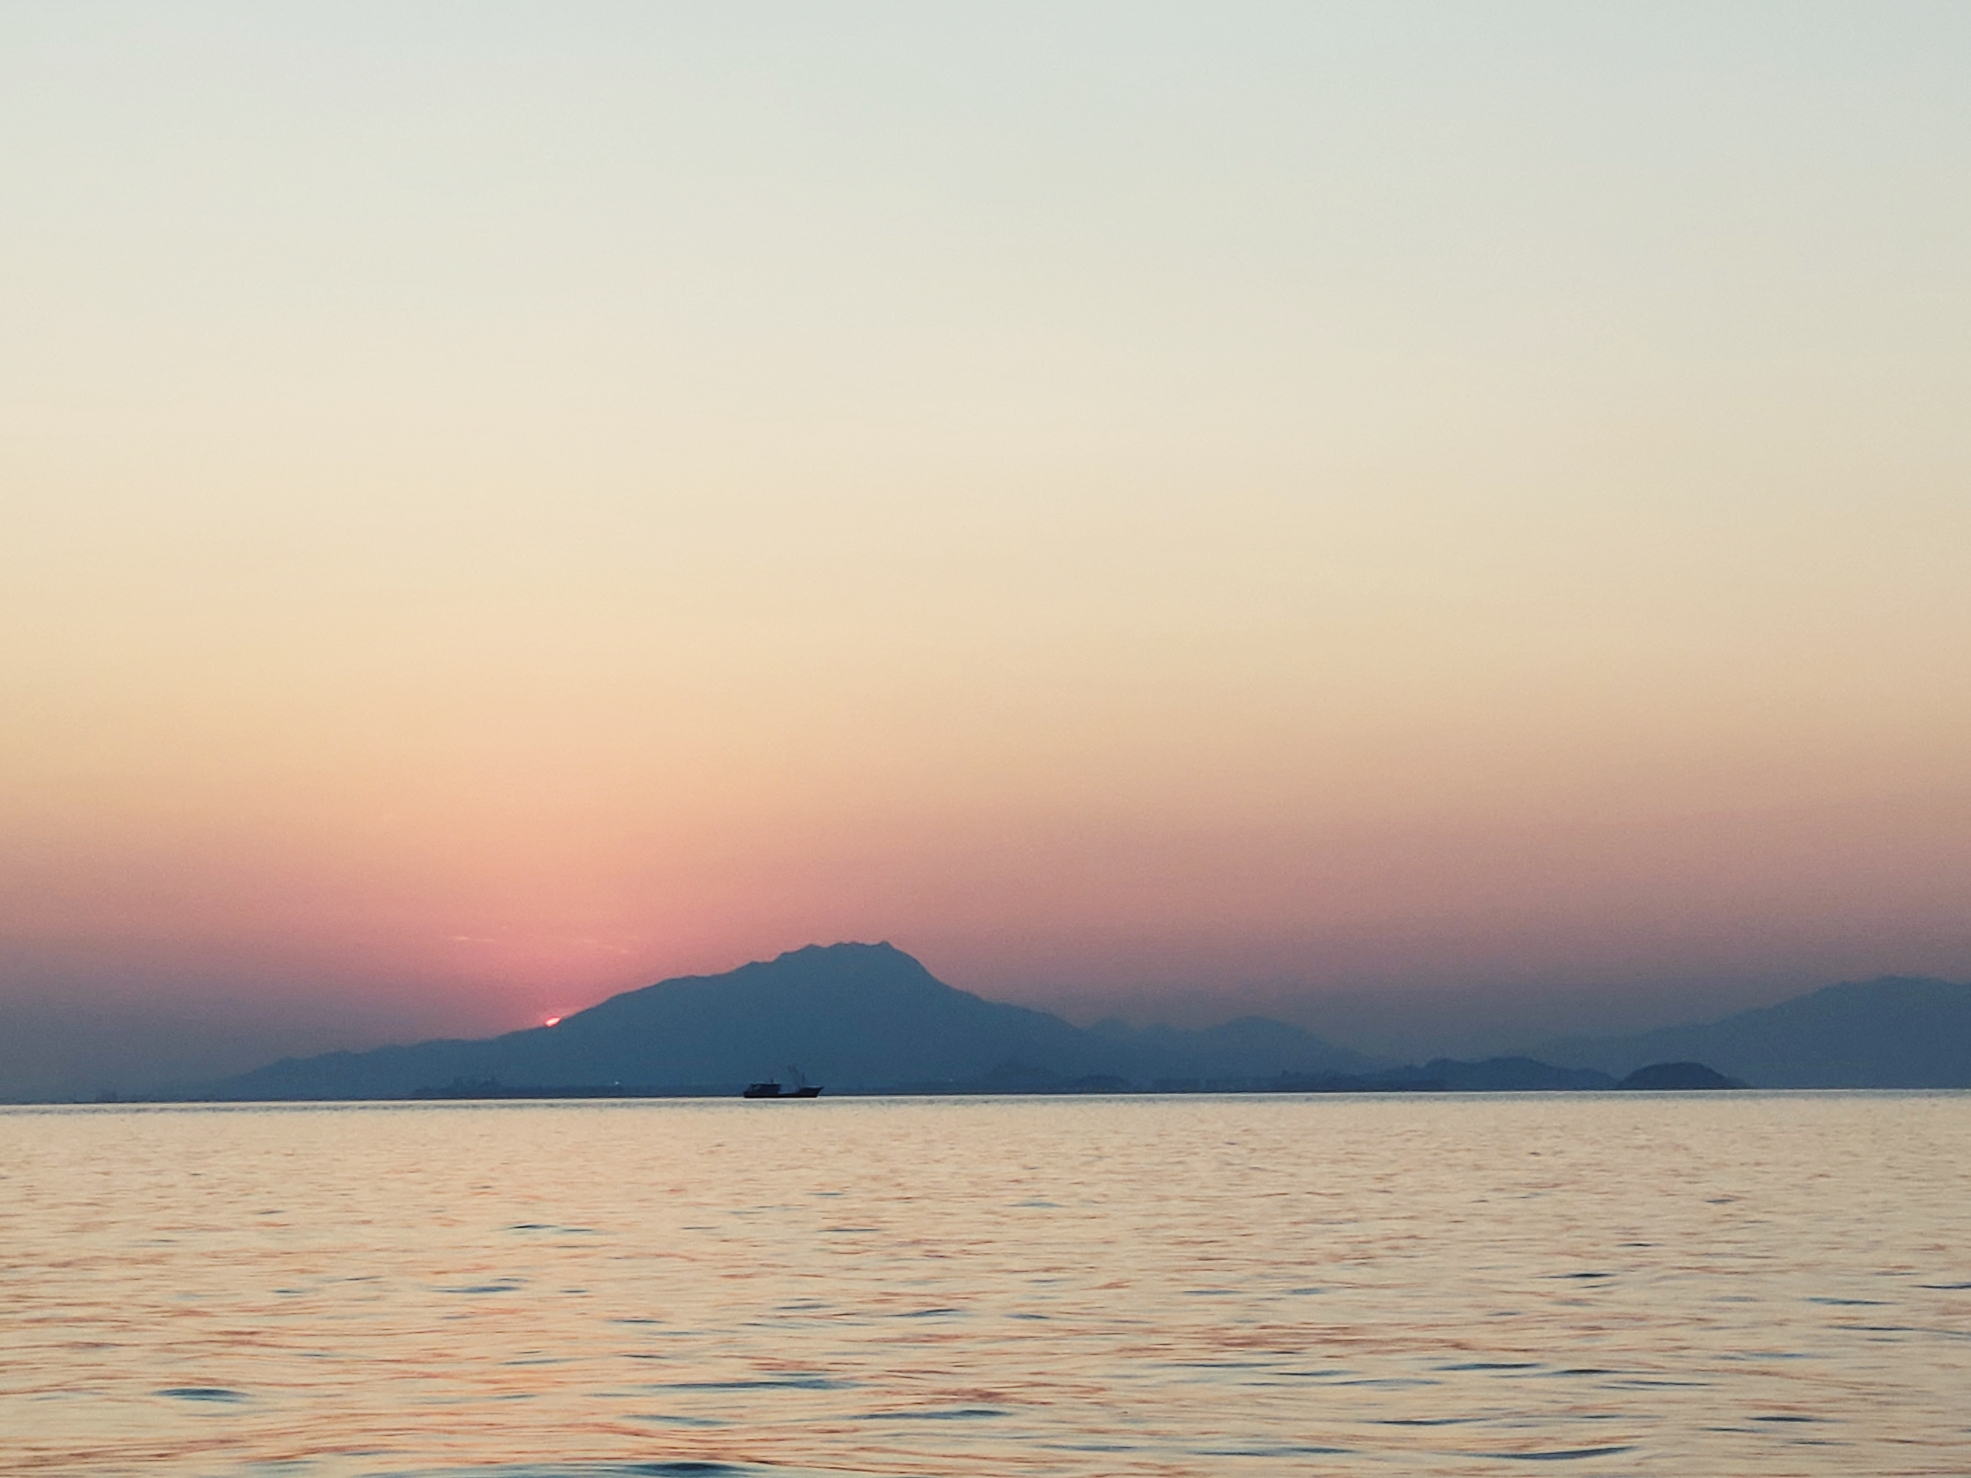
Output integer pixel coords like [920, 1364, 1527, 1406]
[3, 1094, 1967, 1476]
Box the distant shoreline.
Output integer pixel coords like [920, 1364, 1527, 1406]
[46, 1057, 1744, 1106]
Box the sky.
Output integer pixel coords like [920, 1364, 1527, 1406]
[4, 2, 1970, 1096]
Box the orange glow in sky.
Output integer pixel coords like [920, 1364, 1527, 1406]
[3, 6, 1969, 1080]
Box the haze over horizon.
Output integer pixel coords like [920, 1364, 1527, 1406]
[5, 4, 1970, 1098]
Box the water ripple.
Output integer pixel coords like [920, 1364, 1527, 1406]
[7, 1093, 1968, 1477]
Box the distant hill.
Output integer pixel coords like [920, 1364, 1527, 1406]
[202, 942, 1370, 1100]
[1258, 1057, 1616, 1093]
[1535, 976, 1971, 1088]
[1617, 1061, 1744, 1091]
[1252, 1058, 1733, 1093]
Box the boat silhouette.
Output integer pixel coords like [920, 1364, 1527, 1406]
[742, 1067, 822, 1099]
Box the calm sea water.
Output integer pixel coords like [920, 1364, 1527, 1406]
[3, 1094, 1967, 1477]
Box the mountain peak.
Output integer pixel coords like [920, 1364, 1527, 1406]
[769, 940, 914, 968]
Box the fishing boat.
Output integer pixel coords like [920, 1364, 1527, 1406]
[742, 1068, 822, 1099]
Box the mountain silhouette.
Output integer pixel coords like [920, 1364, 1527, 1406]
[207, 942, 1370, 1099]
[1617, 1061, 1744, 1091]
[1535, 976, 1971, 1087]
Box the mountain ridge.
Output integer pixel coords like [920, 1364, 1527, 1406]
[165, 954, 1971, 1100]
[1531, 975, 1971, 1087]
[204, 942, 1372, 1099]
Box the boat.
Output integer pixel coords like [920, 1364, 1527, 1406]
[742, 1067, 822, 1099]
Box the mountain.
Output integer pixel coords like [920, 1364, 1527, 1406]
[1535, 976, 1971, 1088]
[204, 942, 1370, 1100]
[1617, 1062, 1744, 1091]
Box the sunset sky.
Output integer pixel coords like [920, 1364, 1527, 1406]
[5, 3, 1969, 1094]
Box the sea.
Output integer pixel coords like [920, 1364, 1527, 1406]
[3, 1093, 1967, 1477]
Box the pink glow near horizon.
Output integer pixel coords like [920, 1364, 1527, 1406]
[4, 7, 1970, 1052]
